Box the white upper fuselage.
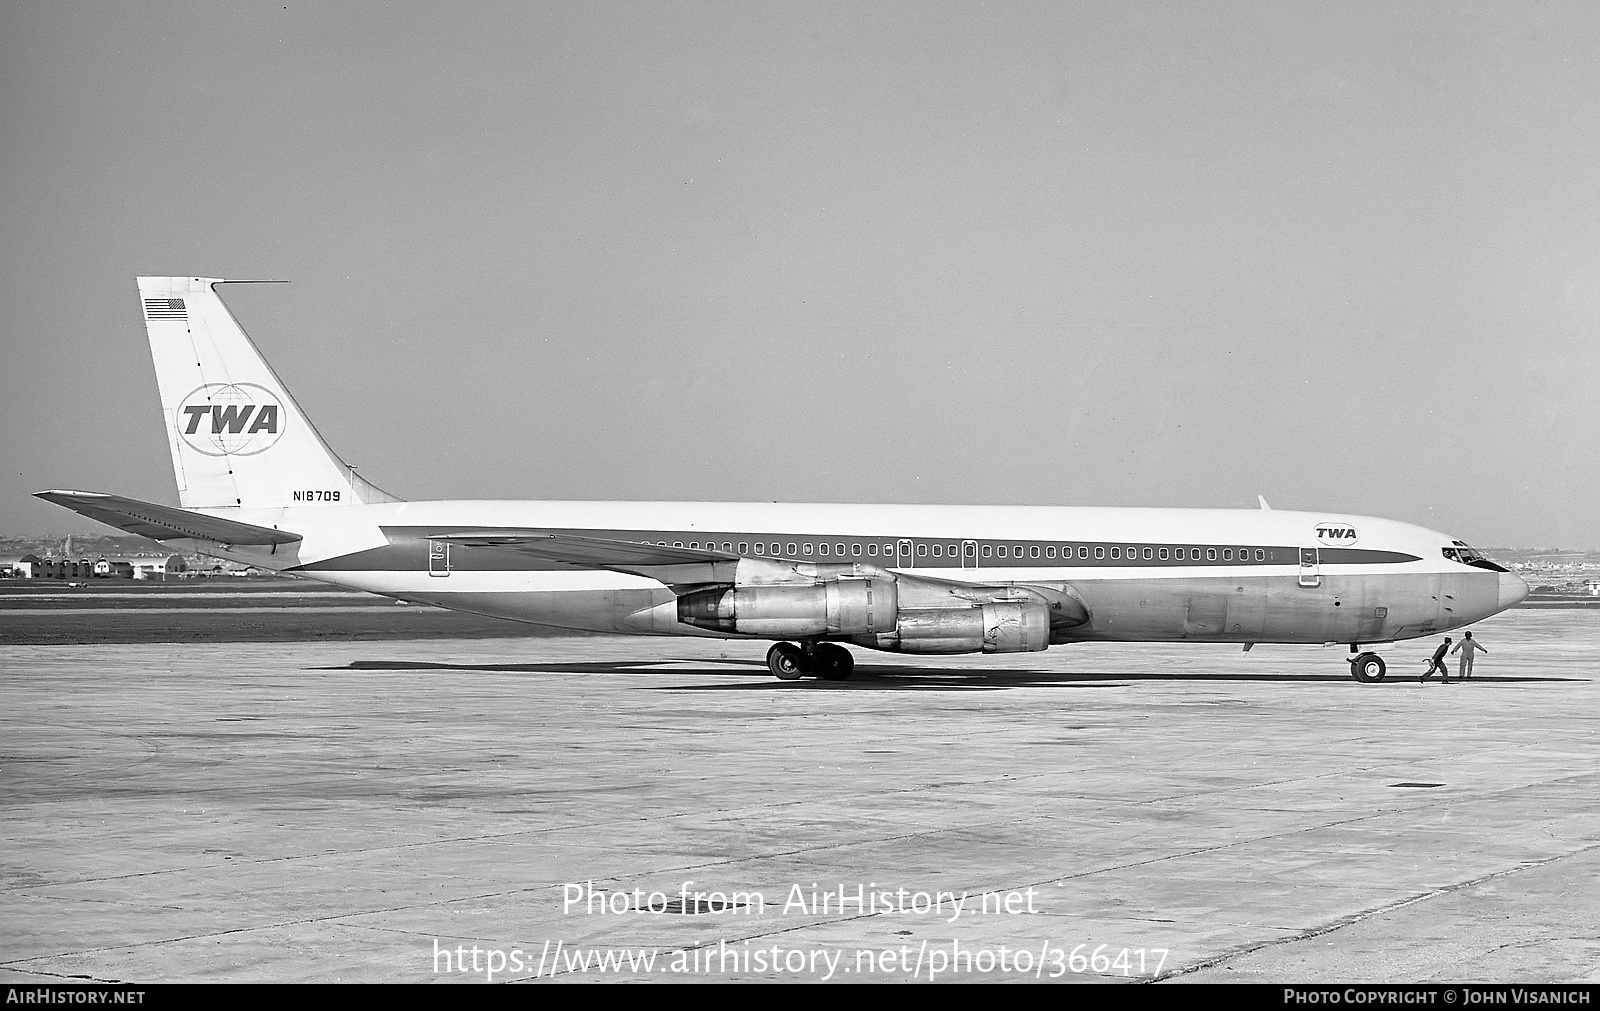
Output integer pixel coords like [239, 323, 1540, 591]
[227, 499, 1448, 573]
[198, 498, 1525, 647]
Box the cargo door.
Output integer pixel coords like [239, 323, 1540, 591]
[1355, 606, 1388, 642]
[1184, 594, 1230, 637]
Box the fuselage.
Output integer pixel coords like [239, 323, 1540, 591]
[200, 499, 1527, 648]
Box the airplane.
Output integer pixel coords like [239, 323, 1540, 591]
[37, 276, 1528, 683]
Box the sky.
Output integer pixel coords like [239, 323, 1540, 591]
[2, 2, 1597, 548]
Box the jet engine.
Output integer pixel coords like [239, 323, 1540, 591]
[676, 575, 898, 637]
[852, 600, 1050, 654]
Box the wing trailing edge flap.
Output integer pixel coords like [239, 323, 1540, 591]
[33, 490, 302, 546]
[429, 530, 742, 586]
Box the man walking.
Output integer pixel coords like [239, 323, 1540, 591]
[1451, 631, 1488, 680]
[1422, 636, 1453, 683]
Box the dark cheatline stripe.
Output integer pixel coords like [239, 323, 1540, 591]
[1318, 548, 1421, 564]
[294, 526, 1421, 573]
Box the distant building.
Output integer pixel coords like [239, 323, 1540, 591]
[1588, 580, 1600, 597]
[130, 555, 188, 580]
[1, 553, 43, 578]
[91, 556, 185, 579]
[29, 557, 93, 579]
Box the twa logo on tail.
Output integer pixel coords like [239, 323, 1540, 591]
[176, 383, 285, 457]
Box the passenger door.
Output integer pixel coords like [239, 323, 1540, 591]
[1298, 547, 1320, 588]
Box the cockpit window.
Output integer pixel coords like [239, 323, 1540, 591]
[1443, 542, 1508, 572]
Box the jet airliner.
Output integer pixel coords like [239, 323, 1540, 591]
[38, 277, 1528, 682]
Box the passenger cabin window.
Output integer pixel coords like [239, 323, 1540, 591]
[918, 544, 928, 556]
[1046, 546, 1055, 559]
[1095, 546, 1105, 560]
[1222, 548, 1231, 560]
[1078, 546, 1089, 559]
[1207, 548, 1216, 561]
[1143, 547, 1153, 560]
[787, 543, 797, 555]
[868, 544, 878, 556]
[1111, 547, 1121, 559]
[1255, 549, 1265, 560]
[1030, 546, 1039, 558]
[837, 543, 846, 555]
[982, 545, 992, 558]
[804, 543, 814, 555]
[932, 544, 942, 557]
[852, 543, 861, 556]
[1159, 548, 1168, 560]
[819, 543, 829, 555]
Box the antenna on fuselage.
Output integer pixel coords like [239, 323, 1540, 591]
[1258, 495, 1272, 510]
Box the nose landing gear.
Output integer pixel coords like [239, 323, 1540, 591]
[1348, 648, 1387, 683]
[766, 641, 855, 681]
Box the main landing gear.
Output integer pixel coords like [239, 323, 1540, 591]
[1347, 645, 1387, 683]
[766, 641, 855, 681]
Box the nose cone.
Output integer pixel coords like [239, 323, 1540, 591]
[1498, 572, 1529, 610]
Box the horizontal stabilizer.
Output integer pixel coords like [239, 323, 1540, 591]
[34, 490, 302, 545]
[429, 530, 737, 568]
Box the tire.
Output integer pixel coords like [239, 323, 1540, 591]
[1350, 652, 1387, 683]
[812, 643, 855, 681]
[767, 642, 804, 680]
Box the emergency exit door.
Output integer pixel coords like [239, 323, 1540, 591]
[428, 539, 450, 577]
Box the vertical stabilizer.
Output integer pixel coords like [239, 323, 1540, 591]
[138, 277, 398, 509]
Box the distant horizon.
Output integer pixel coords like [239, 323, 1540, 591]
[5, 5, 1596, 548]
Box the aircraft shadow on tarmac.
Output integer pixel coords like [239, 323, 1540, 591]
[320, 659, 1581, 692]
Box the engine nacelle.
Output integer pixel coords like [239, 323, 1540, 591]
[852, 601, 1050, 655]
[677, 577, 899, 637]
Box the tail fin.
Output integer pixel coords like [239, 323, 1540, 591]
[138, 276, 399, 509]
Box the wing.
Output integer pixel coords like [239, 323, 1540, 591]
[426, 529, 741, 587]
[34, 490, 302, 546]
[428, 529, 1089, 625]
